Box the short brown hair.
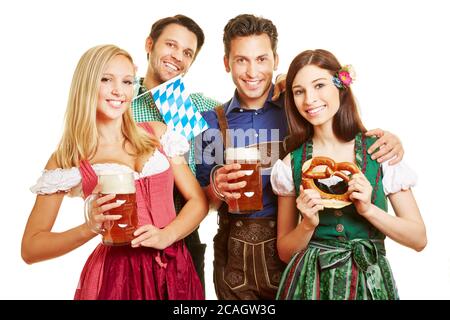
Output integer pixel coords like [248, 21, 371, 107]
[223, 14, 278, 58]
[284, 49, 366, 152]
[148, 14, 205, 58]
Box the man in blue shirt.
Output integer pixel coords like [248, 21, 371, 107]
[196, 14, 404, 300]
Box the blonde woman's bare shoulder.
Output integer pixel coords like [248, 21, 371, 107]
[146, 121, 167, 139]
[44, 153, 61, 170]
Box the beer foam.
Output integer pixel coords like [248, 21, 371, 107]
[225, 147, 260, 163]
[99, 173, 136, 194]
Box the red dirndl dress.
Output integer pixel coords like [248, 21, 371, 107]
[74, 124, 204, 300]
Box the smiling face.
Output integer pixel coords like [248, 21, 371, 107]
[224, 34, 278, 108]
[292, 64, 340, 128]
[97, 54, 135, 121]
[145, 23, 197, 87]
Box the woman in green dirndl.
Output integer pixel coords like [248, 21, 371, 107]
[270, 49, 426, 300]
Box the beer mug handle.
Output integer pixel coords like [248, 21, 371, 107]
[210, 164, 226, 201]
[84, 194, 105, 234]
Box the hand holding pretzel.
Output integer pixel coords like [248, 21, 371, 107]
[296, 185, 322, 230]
[348, 173, 373, 217]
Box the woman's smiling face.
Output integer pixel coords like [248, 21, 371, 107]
[292, 64, 340, 127]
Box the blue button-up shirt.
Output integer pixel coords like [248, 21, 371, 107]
[195, 86, 287, 217]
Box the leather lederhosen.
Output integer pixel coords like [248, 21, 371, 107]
[212, 105, 287, 300]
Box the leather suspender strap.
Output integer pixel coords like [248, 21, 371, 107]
[214, 105, 231, 150]
[213, 105, 231, 219]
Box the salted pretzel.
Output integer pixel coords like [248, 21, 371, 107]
[301, 156, 361, 208]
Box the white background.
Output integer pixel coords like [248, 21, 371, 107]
[1, 0, 449, 300]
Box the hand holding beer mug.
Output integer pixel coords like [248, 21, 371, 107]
[84, 172, 138, 245]
[211, 147, 263, 213]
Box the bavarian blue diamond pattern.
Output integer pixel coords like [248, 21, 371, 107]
[150, 75, 208, 140]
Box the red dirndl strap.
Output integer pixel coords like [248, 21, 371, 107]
[138, 122, 155, 135]
[79, 159, 98, 198]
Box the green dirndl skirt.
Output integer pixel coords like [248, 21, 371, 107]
[276, 239, 399, 300]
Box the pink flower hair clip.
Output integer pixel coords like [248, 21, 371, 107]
[332, 65, 356, 89]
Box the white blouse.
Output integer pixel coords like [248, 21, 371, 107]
[270, 158, 417, 196]
[30, 130, 189, 196]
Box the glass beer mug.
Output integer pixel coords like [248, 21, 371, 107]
[84, 172, 138, 246]
[225, 147, 263, 213]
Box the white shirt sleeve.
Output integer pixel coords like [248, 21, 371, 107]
[381, 160, 418, 195]
[30, 168, 81, 195]
[270, 159, 296, 196]
[160, 130, 190, 158]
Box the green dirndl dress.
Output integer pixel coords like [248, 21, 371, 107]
[276, 133, 399, 300]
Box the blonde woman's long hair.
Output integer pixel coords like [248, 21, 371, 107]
[55, 44, 159, 168]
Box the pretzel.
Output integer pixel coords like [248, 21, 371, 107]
[301, 156, 360, 208]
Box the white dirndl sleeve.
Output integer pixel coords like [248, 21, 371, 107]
[270, 159, 296, 196]
[160, 130, 190, 158]
[381, 160, 418, 195]
[30, 168, 81, 195]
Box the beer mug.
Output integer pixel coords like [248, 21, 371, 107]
[225, 147, 263, 213]
[84, 172, 138, 246]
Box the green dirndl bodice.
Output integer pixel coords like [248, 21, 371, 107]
[276, 133, 399, 300]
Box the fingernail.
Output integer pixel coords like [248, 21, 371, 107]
[371, 155, 375, 160]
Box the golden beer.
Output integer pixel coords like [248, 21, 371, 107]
[225, 147, 263, 213]
[98, 173, 138, 246]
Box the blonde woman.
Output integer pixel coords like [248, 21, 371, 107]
[22, 45, 208, 299]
